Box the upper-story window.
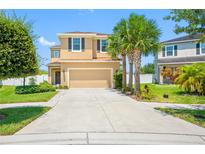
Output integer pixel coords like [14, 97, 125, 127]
[97, 39, 108, 52]
[72, 38, 81, 51]
[68, 38, 85, 52]
[166, 46, 174, 56]
[52, 50, 60, 58]
[162, 45, 177, 57]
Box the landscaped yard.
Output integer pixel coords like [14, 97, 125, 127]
[0, 86, 57, 104]
[155, 108, 205, 128]
[0, 106, 50, 135]
[141, 84, 205, 104]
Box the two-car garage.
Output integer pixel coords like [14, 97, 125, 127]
[69, 69, 112, 88]
[57, 61, 120, 88]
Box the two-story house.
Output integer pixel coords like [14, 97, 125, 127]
[47, 32, 120, 88]
[154, 34, 205, 84]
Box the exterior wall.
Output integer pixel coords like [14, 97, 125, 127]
[60, 37, 93, 60]
[50, 48, 60, 63]
[158, 41, 198, 59]
[92, 39, 111, 60]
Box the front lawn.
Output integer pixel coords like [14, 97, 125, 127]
[141, 84, 205, 104]
[0, 86, 57, 104]
[0, 106, 50, 135]
[155, 108, 205, 128]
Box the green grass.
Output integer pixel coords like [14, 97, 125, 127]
[0, 107, 50, 135]
[0, 86, 57, 104]
[155, 108, 205, 128]
[141, 84, 205, 104]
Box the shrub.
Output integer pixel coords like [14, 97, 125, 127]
[15, 85, 40, 94]
[58, 85, 69, 89]
[175, 63, 205, 95]
[15, 81, 55, 94]
[113, 70, 122, 89]
[39, 81, 56, 92]
[141, 84, 153, 100]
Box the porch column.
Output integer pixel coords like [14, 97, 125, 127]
[159, 66, 163, 84]
[48, 67, 52, 84]
[111, 68, 114, 88]
[67, 68, 70, 88]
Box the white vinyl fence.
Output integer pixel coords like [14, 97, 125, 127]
[0, 75, 48, 86]
[126, 74, 153, 84]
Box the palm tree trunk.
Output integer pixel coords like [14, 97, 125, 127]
[134, 52, 141, 97]
[122, 55, 127, 92]
[129, 62, 133, 93]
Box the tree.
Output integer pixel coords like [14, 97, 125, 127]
[164, 9, 205, 41]
[126, 13, 161, 96]
[108, 19, 128, 92]
[140, 63, 154, 74]
[175, 63, 205, 95]
[0, 11, 38, 86]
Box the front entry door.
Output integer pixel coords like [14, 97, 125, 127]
[55, 71, 61, 85]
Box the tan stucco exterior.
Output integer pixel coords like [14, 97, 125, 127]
[47, 32, 120, 88]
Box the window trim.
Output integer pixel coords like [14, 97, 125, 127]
[165, 45, 174, 57]
[100, 39, 108, 53]
[200, 42, 205, 55]
[72, 37, 82, 52]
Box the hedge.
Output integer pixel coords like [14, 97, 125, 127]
[15, 81, 56, 94]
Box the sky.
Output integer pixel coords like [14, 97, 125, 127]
[6, 9, 186, 70]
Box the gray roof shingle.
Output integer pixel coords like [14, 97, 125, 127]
[162, 34, 202, 44]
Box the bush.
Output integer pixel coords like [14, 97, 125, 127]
[175, 63, 205, 95]
[113, 70, 122, 89]
[39, 81, 56, 92]
[15, 81, 56, 94]
[141, 84, 153, 100]
[58, 85, 69, 89]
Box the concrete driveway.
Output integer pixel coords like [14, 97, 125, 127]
[1, 88, 205, 144]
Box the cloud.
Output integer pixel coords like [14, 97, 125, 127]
[38, 36, 56, 46]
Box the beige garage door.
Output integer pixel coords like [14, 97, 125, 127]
[69, 69, 111, 88]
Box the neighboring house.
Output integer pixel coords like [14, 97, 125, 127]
[154, 34, 205, 84]
[47, 32, 120, 88]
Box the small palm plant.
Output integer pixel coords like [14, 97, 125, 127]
[175, 63, 205, 95]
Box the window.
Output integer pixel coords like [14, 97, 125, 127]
[53, 50, 60, 58]
[201, 43, 205, 54]
[72, 38, 81, 51]
[97, 39, 108, 52]
[166, 46, 174, 56]
[101, 40, 108, 52]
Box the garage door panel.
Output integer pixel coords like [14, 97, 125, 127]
[69, 69, 111, 88]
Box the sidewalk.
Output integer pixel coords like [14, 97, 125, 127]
[0, 132, 204, 145]
[138, 101, 205, 110]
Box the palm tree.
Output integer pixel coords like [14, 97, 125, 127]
[126, 13, 161, 96]
[108, 20, 127, 91]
